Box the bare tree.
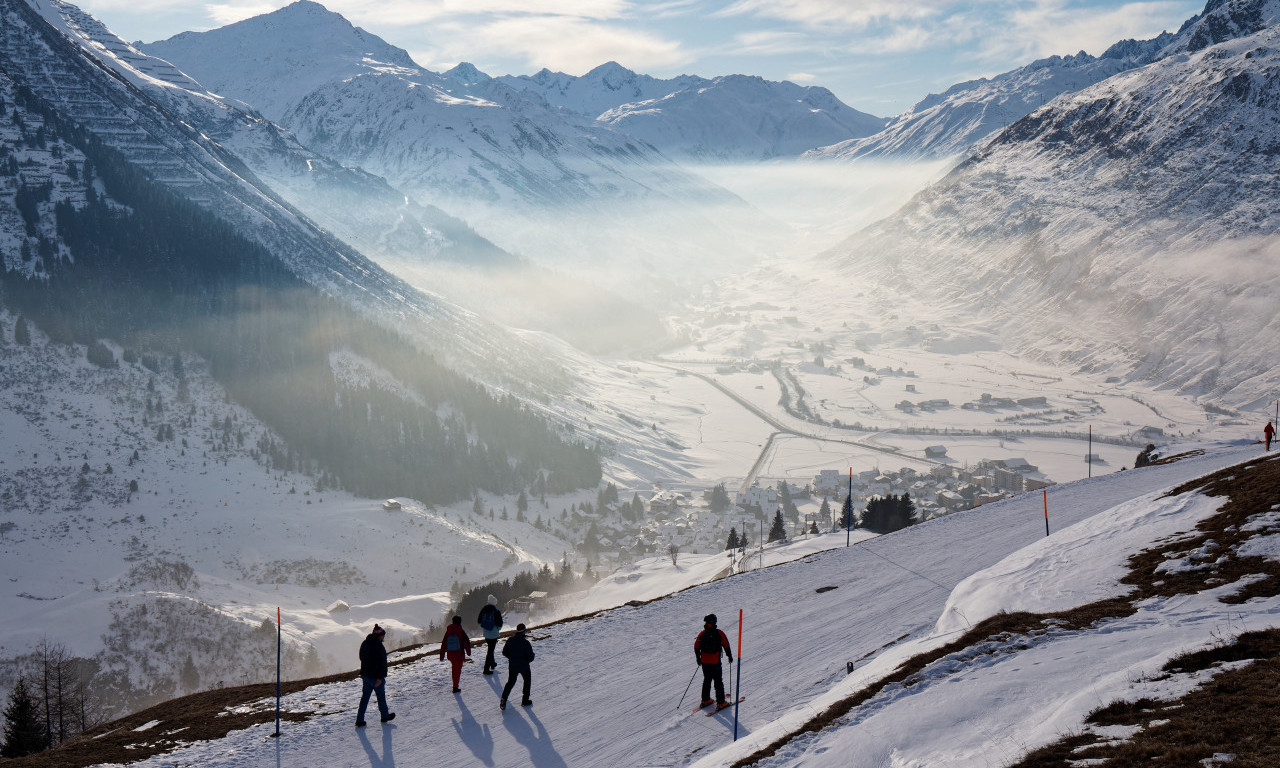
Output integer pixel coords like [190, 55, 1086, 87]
[667, 543, 680, 566]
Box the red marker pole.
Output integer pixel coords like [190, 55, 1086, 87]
[733, 608, 743, 741]
[1043, 490, 1050, 537]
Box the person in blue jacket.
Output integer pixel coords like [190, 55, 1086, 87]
[356, 624, 395, 726]
[478, 594, 504, 674]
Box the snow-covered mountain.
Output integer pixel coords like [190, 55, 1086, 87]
[825, 0, 1280, 407]
[142, 2, 782, 299]
[500, 63, 887, 162]
[814, 0, 1280, 165]
[810, 40, 1171, 162]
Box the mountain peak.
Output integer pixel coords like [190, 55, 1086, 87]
[585, 60, 637, 88]
[443, 62, 491, 85]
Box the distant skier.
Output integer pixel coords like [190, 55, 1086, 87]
[500, 622, 535, 710]
[694, 614, 733, 709]
[478, 595, 504, 675]
[356, 624, 394, 726]
[1266, 421, 1275, 451]
[439, 615, 472, 693]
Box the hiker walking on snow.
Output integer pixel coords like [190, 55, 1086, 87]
[695, 613, 733, 708]
[500, 622, 535, 709]
[356, 624, 395, 726]
[439, 615, 472, 693]
[1266, 421, 1275, 451]
[478, 595, 504, 675]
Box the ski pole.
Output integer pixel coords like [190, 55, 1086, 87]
[676, 665, 699, 711]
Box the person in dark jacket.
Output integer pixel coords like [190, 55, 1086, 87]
[500, 622, 535, 709]
[439, 615, 473, 693]
[477, 595, 504, 674]
[356, 624, 394, 726]
[1266, 421, 1275, 452]
[694, 613, 733, 708]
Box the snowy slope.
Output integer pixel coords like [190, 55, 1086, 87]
[0, 316, 585, 713]
[823, 9, 1280, 408]
[497, 61, 704, 120]
[76, 443, 1261, 767]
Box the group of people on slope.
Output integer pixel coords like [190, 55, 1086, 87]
[354, 595, 537, 725]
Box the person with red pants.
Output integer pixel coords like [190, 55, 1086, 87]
[1266, 421, 1275, 451]
[439, 615, 472, 693]
[694, 613, 733, 709]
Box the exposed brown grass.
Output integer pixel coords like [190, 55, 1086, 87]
[733, 453, 1280, 768]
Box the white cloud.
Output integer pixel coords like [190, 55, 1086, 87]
[342, 0, 633, 26]
[719, 0, 951, 28]
[982, 0, 1198, 61]
[205, 1, 282, 26]
[421, 15, 692, 74]
[786, 71, 816, 82]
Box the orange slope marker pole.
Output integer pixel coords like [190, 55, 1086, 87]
[1044, 490, 1050, 537]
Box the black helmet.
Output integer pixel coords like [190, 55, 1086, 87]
[704, 614, 717, 625]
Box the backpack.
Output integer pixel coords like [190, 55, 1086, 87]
[699, 629, 722, 656]
[479, 606, 500, 631]
[446, 633, 462, 652]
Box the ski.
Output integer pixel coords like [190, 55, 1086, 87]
[705, 697, 745, 715]
[692, 702, 715, 713]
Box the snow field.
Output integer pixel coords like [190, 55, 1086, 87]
[92, 444, 1261, 768]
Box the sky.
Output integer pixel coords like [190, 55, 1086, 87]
[79, 0, 1204, 115]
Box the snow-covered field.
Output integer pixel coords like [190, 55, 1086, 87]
[81, 442, 1268, 768]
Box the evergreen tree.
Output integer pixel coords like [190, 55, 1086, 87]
[820, 497, 831, 527]
[809, 520, 820, 534]
[777, 481, 799, 521]
[1, 678, 45, 758]
[768, 509, 787, 543]
[840, 494, 854, 530]
[725, 527, 739, 551]
[517, 490, 528, 514]
[709, 483, 732, 513]
[13, 315, 30, 346]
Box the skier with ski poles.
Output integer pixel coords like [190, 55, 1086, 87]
[439, 615, 472, 693]
[695, 614, 733, 710]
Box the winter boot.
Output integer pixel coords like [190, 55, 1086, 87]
[381, 713, 395, 723]
[699, 699, 714, 708]
[521, 699, 533, 706]
[500, 699, 507, 710]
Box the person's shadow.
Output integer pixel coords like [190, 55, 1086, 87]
[503, 707, 567, 768]
[452, 696, 495, 767]
[357, 722, 396, 768]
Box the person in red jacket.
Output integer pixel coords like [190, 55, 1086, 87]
[694, 613, 733, 708]
[439, 615, 472, 693]
[1266, 421, 1275, 451]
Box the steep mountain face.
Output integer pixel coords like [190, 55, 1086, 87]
[500, 62, 887, 162]
[829, 12, 1280, 406]
[811, 41, 1170, 162]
